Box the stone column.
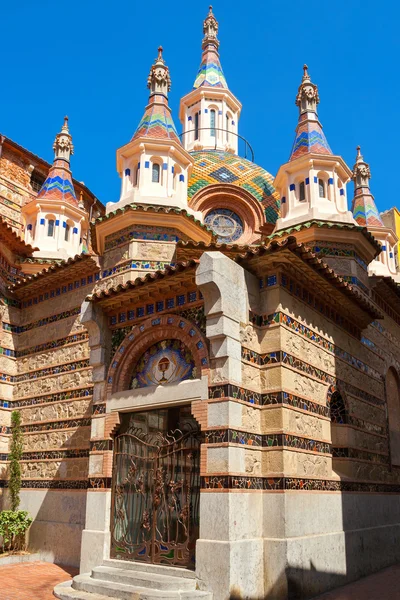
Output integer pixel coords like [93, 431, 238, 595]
[195, 252, 265, 599]
[79, 300, 113, 574]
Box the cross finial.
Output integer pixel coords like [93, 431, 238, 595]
[158, 46, 163, 60]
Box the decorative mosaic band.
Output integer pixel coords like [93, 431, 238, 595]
[21, 449, 90, 461]
[16, 332, 89, 358]
[3, 306, 81, 334]
[6, 387, 93, 409]
[21, 417, 91, 433]
[248, 311, 381, 381]
[257, 272, 360, 338]
[201, 476, 400, 493]
[0, 478, 112, 490]
[109, 293, 203, 327]
[104, 224, 182, 251]
[208, 384, 330, 417]
[102, 260, 173, 280]
[20, 273, 100, 308]
[92, 403, 106, 415]
[14, 359, 89, 383]
[333, 447, 388, 464]
[310, 242, 368, 271]
[205, 429, 331, 453]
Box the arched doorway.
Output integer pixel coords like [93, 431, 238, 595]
[111, 406, 201, 569]
[108, 322, 208, 569]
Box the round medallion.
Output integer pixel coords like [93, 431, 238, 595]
[205, 209, 244, 243]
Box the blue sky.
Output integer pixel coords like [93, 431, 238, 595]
[1, 0, 399, 212]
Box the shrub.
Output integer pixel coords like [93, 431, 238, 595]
[0, 510, 32, 553]
[9, 411, 23, 511]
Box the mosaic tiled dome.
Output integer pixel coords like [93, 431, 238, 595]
[188, 151, 280, 223]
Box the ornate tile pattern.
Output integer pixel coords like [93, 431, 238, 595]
[289, 117, 332, 161]
[132, 96, 179, 142]
[104, 225, 182, 251]
[37, 160, 77, 206]
[193, 46, 227, 89]
[188, 151, 280, 224]
[352, 190, 384, 227]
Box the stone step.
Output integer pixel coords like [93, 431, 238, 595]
[92, 566, 197, 591]
[54, 580, 113, 600]
[102, 559, 197, 580]
[72, 573, 212, 600]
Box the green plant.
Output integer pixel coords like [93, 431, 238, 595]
[9, 411, 23, 511]
[0, 510, 32, 553]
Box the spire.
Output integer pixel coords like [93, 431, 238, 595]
[193, 6, 227, 89]
[147, 46, 171, 99]
[351, 146, 383, 227]
[132, 47, 180, 143]
[289, 65, 332, 161]
[37, 117, 77, 205]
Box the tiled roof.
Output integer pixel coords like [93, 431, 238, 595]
[37, 159, 78, 206]
[269, 219, 382, 256]
[289, 115, 332, 161]
[193, 46, 227, 89]
[0, 216, 38, 256]
[10, 253, 98, 296]
[91, 203, 215, 254]
[132, 96, 180, 143]
[236, 236, 382, 320]
[188, 150, 280, 224]
[88, 260, 198, 302]
[352, 190, 384, 228]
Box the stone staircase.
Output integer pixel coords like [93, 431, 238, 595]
[54, 559, 212, 600]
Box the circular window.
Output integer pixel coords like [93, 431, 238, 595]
[205, 209, 244, 243]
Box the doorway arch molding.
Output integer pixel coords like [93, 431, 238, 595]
[106, 313, 209, 397]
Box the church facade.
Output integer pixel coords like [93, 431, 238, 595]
[1, 7, 400, 600]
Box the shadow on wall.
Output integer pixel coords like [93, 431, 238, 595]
[7, 415, 90, 567]
[273, 297, 400, 600]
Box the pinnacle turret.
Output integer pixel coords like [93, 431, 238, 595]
[193, 6, 227, 89]
[289, 65, 332, 161]
[132, 47, 180, 143]
[351, 146, 383, 227]
[37, 116, 77, 205]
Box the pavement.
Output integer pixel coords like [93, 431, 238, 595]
[0, 561, 399, 599]
[0, 561, 78, 600]
[314, 564, 400, 599]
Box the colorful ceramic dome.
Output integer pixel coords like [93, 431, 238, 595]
[187, 150, 281, 223]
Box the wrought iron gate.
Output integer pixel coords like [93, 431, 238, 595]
[111, 423, 201, 568]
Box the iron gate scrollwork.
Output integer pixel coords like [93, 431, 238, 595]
[111, 424, 201, 568]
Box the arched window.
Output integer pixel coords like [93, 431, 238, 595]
[47, 219, 55, 237]
[318, 179, 325, 198]
[30, 170, 46, 193]
[299, 181, 306, 202]
[194, 113, 199, 140]
[152, 163, 160, 183]
[173, 166, 181, 191]
[225, 114, 229, 141]
[210, 109, 216, 137]
[64, 223, 70, 242]
[330, 391, 347, 424]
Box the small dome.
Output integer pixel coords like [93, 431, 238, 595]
[188, 150, 280, 223]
